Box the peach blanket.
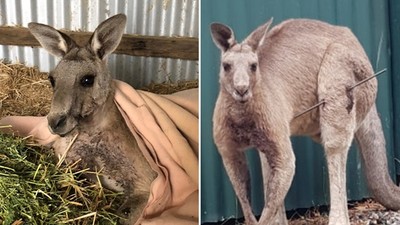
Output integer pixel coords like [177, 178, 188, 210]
[0, 80, 199, 225]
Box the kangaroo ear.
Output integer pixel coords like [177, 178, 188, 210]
[210, 23, 236, 52]
[89, 14, 126, 60]
[28, 23, 77, 58]
[244, 18, 273, 51]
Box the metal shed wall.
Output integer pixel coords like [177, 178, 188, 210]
[0, 0, 198, 88]
[389, 0, 400, 174]
[201, 0, 396, 223]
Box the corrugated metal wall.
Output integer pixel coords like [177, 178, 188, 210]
[201, 0, 396, 223]
[0, 0, 198, 88]
[389, 0, 400, 173]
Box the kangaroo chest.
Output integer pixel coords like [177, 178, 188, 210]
[222, 100, 281, 149]
[225, 107, 264, 146]
[53, 129, 155, 194]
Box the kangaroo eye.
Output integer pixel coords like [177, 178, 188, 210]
[223, 63, 231, 72]
[250, 63, 257, 72]
[80, 74, 95, 87]
[49, 76, 55, 88]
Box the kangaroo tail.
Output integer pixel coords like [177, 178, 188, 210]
[355, 104, 400, 209]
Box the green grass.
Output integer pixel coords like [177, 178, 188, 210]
[0, 134, 125, 225]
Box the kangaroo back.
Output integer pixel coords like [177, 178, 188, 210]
[257, 19, 376, 125]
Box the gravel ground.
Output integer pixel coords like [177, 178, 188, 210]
[289, 199, 400, 225]
[202, 199, 400, 225]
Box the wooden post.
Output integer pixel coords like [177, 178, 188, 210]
[0, 26, 198, 60]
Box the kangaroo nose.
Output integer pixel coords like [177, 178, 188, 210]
[235, 86, 249, 97]
[49, 114, 67, 131]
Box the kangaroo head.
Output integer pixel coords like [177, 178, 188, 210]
[28, 14, 126, 136]
[210, 19, 272, 103]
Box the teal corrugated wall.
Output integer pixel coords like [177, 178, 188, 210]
[389, 0, 400, 174]
[201, 0, 397, 223]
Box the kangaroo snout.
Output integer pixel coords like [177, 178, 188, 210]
[235, 86, 249, 97]
[233, 85, 251, 102]
[47, 113, 77, 136]
[52, 114, 67, 129]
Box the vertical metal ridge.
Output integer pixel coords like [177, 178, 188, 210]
[0, 0, 198, 88]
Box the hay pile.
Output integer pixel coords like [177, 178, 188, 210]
[0, 134, 124, 225]
[0, 61, 198, 224]
[0, 62, 52, 117]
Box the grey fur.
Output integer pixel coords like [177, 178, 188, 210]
[29, 14, 156, 224]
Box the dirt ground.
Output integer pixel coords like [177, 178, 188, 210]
[202, 199, 399, 225]
[289, 199, 396, 225]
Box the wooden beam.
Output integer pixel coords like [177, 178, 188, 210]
[0, 26, 198, 60]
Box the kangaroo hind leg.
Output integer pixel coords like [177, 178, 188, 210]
[318, 43, 358, 225]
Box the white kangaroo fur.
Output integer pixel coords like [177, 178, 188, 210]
[211, 18, 400, 225]
[28, 14, 156, 224]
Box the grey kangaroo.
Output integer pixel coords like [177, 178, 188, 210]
[211, 18, 400, 225]
[29, 14, 156, 224]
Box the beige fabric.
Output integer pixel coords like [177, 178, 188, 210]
[0, 80, 199, 225]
